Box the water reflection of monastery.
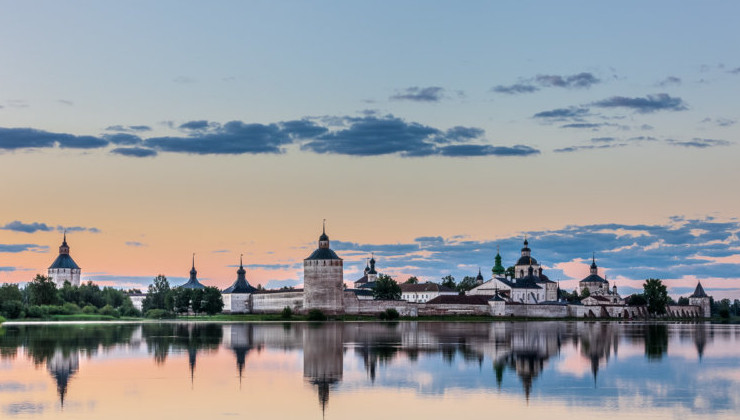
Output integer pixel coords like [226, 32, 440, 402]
[13, 322, 713, 411]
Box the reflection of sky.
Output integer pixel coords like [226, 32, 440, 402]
[1, 322, 740, 419]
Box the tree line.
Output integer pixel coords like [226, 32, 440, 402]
[141, 274, 223, 318]
[0, 274, 140, 319]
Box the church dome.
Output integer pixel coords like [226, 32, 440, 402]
[516, 255, 538, 266]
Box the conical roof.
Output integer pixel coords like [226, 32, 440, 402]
[690, 281, 708, 298]
[223, 256, 257, 294]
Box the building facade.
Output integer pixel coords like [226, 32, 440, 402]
[303, 226, 344, 314]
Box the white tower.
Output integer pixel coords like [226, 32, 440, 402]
[48, 232, 81, 287]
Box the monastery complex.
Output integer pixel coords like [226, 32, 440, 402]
[46, 226, 711, 319]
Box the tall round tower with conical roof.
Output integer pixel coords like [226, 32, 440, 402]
[48, 231, 81, 287]
[303, 222, 344, 314]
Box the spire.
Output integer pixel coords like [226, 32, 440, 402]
[190, 253, 197, 278]
[237, 254, 246, 276]
[319, 220, 329, 247]
[59, 231, 70, 255]
[590, 253, 598, 275]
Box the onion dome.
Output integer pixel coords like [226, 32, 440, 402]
[492, 247, 505, 276]
[476, 268, 484, 282]
[516, 237, 537, 265]
[367, 254, 377, 274]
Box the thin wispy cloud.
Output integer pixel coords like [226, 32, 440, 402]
[493, 72, 601, 95]
[390, 86, 445, 102]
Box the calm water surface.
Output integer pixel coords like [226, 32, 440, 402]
[0, 321, 737, 419]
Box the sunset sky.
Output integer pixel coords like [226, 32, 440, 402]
[1, 1, 739, 298]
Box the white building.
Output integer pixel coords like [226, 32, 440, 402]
[222, 256, 258, 313]
[578, 256, 623, 304]
[48, 232, 81, 287]
[400, 282, 457, 303]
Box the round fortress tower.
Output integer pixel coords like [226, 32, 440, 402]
[303, 223, 344, 314]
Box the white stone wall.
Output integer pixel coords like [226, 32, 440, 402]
[252, 291, 304, 314]
[48, 268, 81, 288]
[223, 293, 251, 314]
[303, 259, 344, 313]
[401, 290, 457, 303]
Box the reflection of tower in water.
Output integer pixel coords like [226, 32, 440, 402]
[47, 349, 80, 408]
[227, 324, 256, 387]
[303, 324, 344, 415]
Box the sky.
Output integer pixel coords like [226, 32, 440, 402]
[1, 1, 739, 299]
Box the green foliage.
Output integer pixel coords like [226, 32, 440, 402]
[505, 266, 515, 279]
[82, 304, 98, 314]
[27, 275, 59, 305]
[0, 315, 5, 324]
[145, 309, 174, 319]
[677, 296, 690, 306]
[404, 276, 419, 284]
[307, 309, 326, 321]
[62, 302, 81, 314]
[558, 289, 580, 303]
[119, 297, 141, 317]
[384, 308, 399, 320]
[79, 281, 104, 308]
[99, 304, 120, 318]
[190, 288, 205, 314]
[643, 278, 669, 315]
[172, 287, 192, 314]
[627, 293, 647, 306]
[26, 305, 45, 318]
[0, 283, 23, 303]
[580, 287, 591, 299]
[440, 275, 456, 289]
[201, 287, 224, 315]
[456, 276, 478, 292]
[373, 274, 402, 300]
[281, 306, 293, 319]
[143, 274, 171, 312]
[1, 300, 24, 319]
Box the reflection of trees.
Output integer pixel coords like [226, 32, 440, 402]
[644, 324, 669, 361]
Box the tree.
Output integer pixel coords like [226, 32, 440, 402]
[505, 266, 515, 279]
[579, 287, 590, 299]
[27, 274, 59, 305]
[201, 287, 224, 315]
[404, 276, 419, 284]
[79, 281, 104, 308]
[172, 287, 192, 315]
[59, 281, 80, 305]
[627, 293, 647, 306]
[643, 278, 669, 315]
[441, 275, 456, 290]
[143, 275, 172, 312]
[677, 296, 690, 306]
[190, 288, 205, 314]
[456, 276, 478, 293]
[373, 274, 401, 300]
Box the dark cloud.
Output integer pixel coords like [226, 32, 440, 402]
[245, 263, 294, 270]
[592, 93, 687, 113]
[1, 221, 54, 233]
[0, 127, 108, 150]
[58, 99, 74, 106]
[0, 266, 16, 272]
[146, 121, 293, 155]
[729, 67, 740, 74]
[125, 241, 146, 247]
[280, 119, 329, 139]
[300, 115, 538, 158]
[656, 76, 681, 87]
[437, 144, 540, 157]
[104, 133, 142, 145]
[535, 72, 600, 88]
[301, 115, 439, 156]
[110, 147, 157, 157]
[0, 244, 48, 253]
[666, 138, 731, 148]
[627, 136, 658, 142]
[390, 86, 445, 102]
[179, 120, 215, 131]
[491, 83, 539, 95]
[533, 107, 590, 119]
[553, 144, 623, 153]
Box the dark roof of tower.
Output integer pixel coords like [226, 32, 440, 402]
[516, 255, 538, 266]
[427, 295, 490, 305]
[319, 232, 329, 241]
[579, 274, 608, 284]
[305, 248, 341, 260]
[355, 274, 369, 284]
[399, 283, 455, 293]
[690, 282, 708, 298]
[476, 269, 484, 281]
[49, 254, 80, 270]
[180, 277, 206, 289]
[223, 257, 257, 294]
[500, 275, 542, 289]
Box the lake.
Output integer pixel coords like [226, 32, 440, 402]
[0, 321, 737, 419]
